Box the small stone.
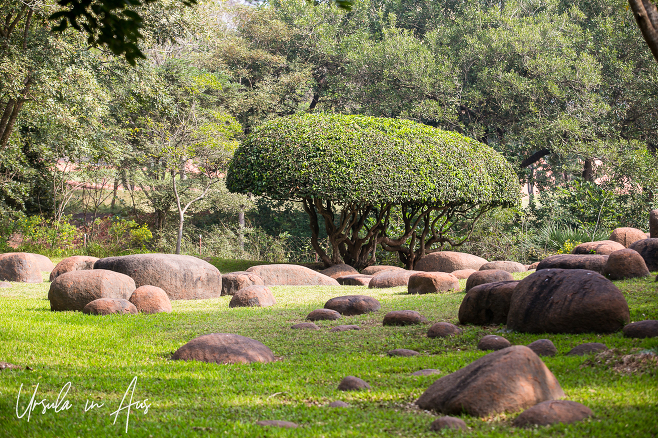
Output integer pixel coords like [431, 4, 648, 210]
[527, 339, 557, 357]
[412, 369, 441, 376]
[567, 343, 608, 356]
[465, 270, 513, 292]
[129, 285, 172, 314]
[255, 420, 298, 429]
[291, 323, 319, 330]
[369, 269, 420, 288]
[327, 401, 350, 407]
[338, 376, 370, 391]
[172, 333, 274, 364]
[306, 309, 341, 321]
[330, 325, 361, 332]
[324, 295, 381, 316]
[623, 320, 658, 338]
[383, 310, 428, 326]
[430, 416, 468, 431]
[387, 349, 420, 357]
[477, 335, 511, 351]
[513, 400, 593, 427]
[427, 322, 462, 338]
[336, 274, 372, 286]
[0, 281, 11, 288]
[83, 298, 138, 315]
[0, 362, 21, 370]
[221, 271, 264, 296]
[229, 285, 276, 308]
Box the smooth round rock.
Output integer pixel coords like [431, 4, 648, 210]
[50, 256, 98, 282]
[32, 254, 55, 272]
[623, 320, 658, 338]
[291, 322, 319, 330]
[566, 343, 608, 356]
[477, 335, 511, 351]
[458, 281, 518, 326]
[408, 272, 460, 294]
[330, 325, 361, 332]
[651, 210, 658, 238]
[430, 416, 468, 431]
[465, 270, 513, 292]
[0, 253, 44, 283]
[246, 264, 339, 286]
[129, 285, 172, 314]
[83, 298, 137, 315]
[221, 271, 264, 296]
[49, 270, 136, 311]
[513, 400, 593, 427]
[387, 348, 420, 357]
[629, 238, 658, 271]
[324, 295, 381, 316]
[479, 261, 526, 273]
[527, 339, 557, 357]
[536, 254, 609, 273]
[327, 401, 350, 407]
[336, 274, 372, 286]
[361, 265, 404, 275]
[383, 310, 428, 326]
[450, 269, 476, 279]
[171, 333, 274, 364]
[412, 369, 441, 376]
[338, 376, 370, 391]
[610, 227, 647, 248]
[229, 285, 276, 308]
[255, 420, 298, 428]
[369, 269, 419, 288]
[415, 251, 488, 272]
[416, 346, 564, 417]
[507, 269, 630, 334]
[306, 309, 341, 321]
[572, 240, 625, 255]
[427, 322, 463, 338]
[320, 263, 359, 279]
[95, 254, 221, 300]
[602, 249, 650, 280]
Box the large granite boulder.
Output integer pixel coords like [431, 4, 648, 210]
[507, 269, 630, 334]
[221, 271, 264, 296]
[572, 240, 625, 255]
[536, 254, 609, 273]
[465, 270, 513, 293]
[629, 238, 658, 271]
[129, 285, 172, 314]
[172, 333, 274, 364]
[0, 253, 45, 283]
[320, 264, 359, 279]
[94, 254, 221, 300]
[246, 264, 339, 286]
[50, 256, 98, 281]
[229, 285, 276, 308]
[415, 251, 488, 273]
[416, 346, 564, 417]
[361, 265, 403, 276]
[324, 295, 381, 316]
[602, 249, 650, 280]
[49, 270, 136, 311]
[408, 272, 459, 294]
[609, 227, 647, 248]
[479, 261, 526, 273]
[458, 281, 519, 325]
[369, 269, 419, 288]
[83, 298, 138, 315]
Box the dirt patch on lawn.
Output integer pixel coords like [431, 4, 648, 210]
[581, 348, 657, 376]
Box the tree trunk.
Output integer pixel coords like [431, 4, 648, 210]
[629, 0, 658, 62]
[111, 179, 119, 211]
[176, 212, 184, 255]
[238, 205, 245, 253]
[582, 158, 595, 182]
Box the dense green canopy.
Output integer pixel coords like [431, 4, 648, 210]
[227, 113, 520, 207]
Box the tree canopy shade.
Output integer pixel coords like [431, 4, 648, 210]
[227, 114, 520, 268]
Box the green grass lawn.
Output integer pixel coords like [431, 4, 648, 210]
[0, 270, 657, 437]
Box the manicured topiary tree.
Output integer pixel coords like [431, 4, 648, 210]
[227, 113, 519, 269]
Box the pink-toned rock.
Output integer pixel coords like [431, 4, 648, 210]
[572, 240, 625, 255]
[527, 262, 540, 270]
[408, 272, 459, 294]
[361, 265, 404, 276]
[246, 264, 339, 286]
[536, 254, 609, 273]
[427, 322, 462, 338]
[336, 274, 372, 286]
[129, 285, 172, 314]
[0, 253, 44, 283]
[416, 346, 564, 417]
[415, 251, 488, 273]
[320, 264, 359, 279]
[229, 285, 276, 308]
[479, 261, 526, 273]
[382, 310, 428, 326]
[32, 254, 55, 272]
[451, 269, 476, 279]
[306, 309, 341, 321]
[527, 339, 557, 357]
[458, 281, 519, 325]
[324, 295, 381, 315]
[50, 256, 98, 281]
[172, 333, 274, 364]
[430, 417, 468, 431]
[477, 335, 511, 351]
[338, 376, 370, 391]
[83, 298, 138, 315]
[221, 271, 264, 296]
[48, 270, 136, 311]
[465, 270, 513, 292]
[369, 269, 419, 288]
[610, 227, 647, 248]
[602, 249, 650, 280]
[513, 400, 593, 427]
